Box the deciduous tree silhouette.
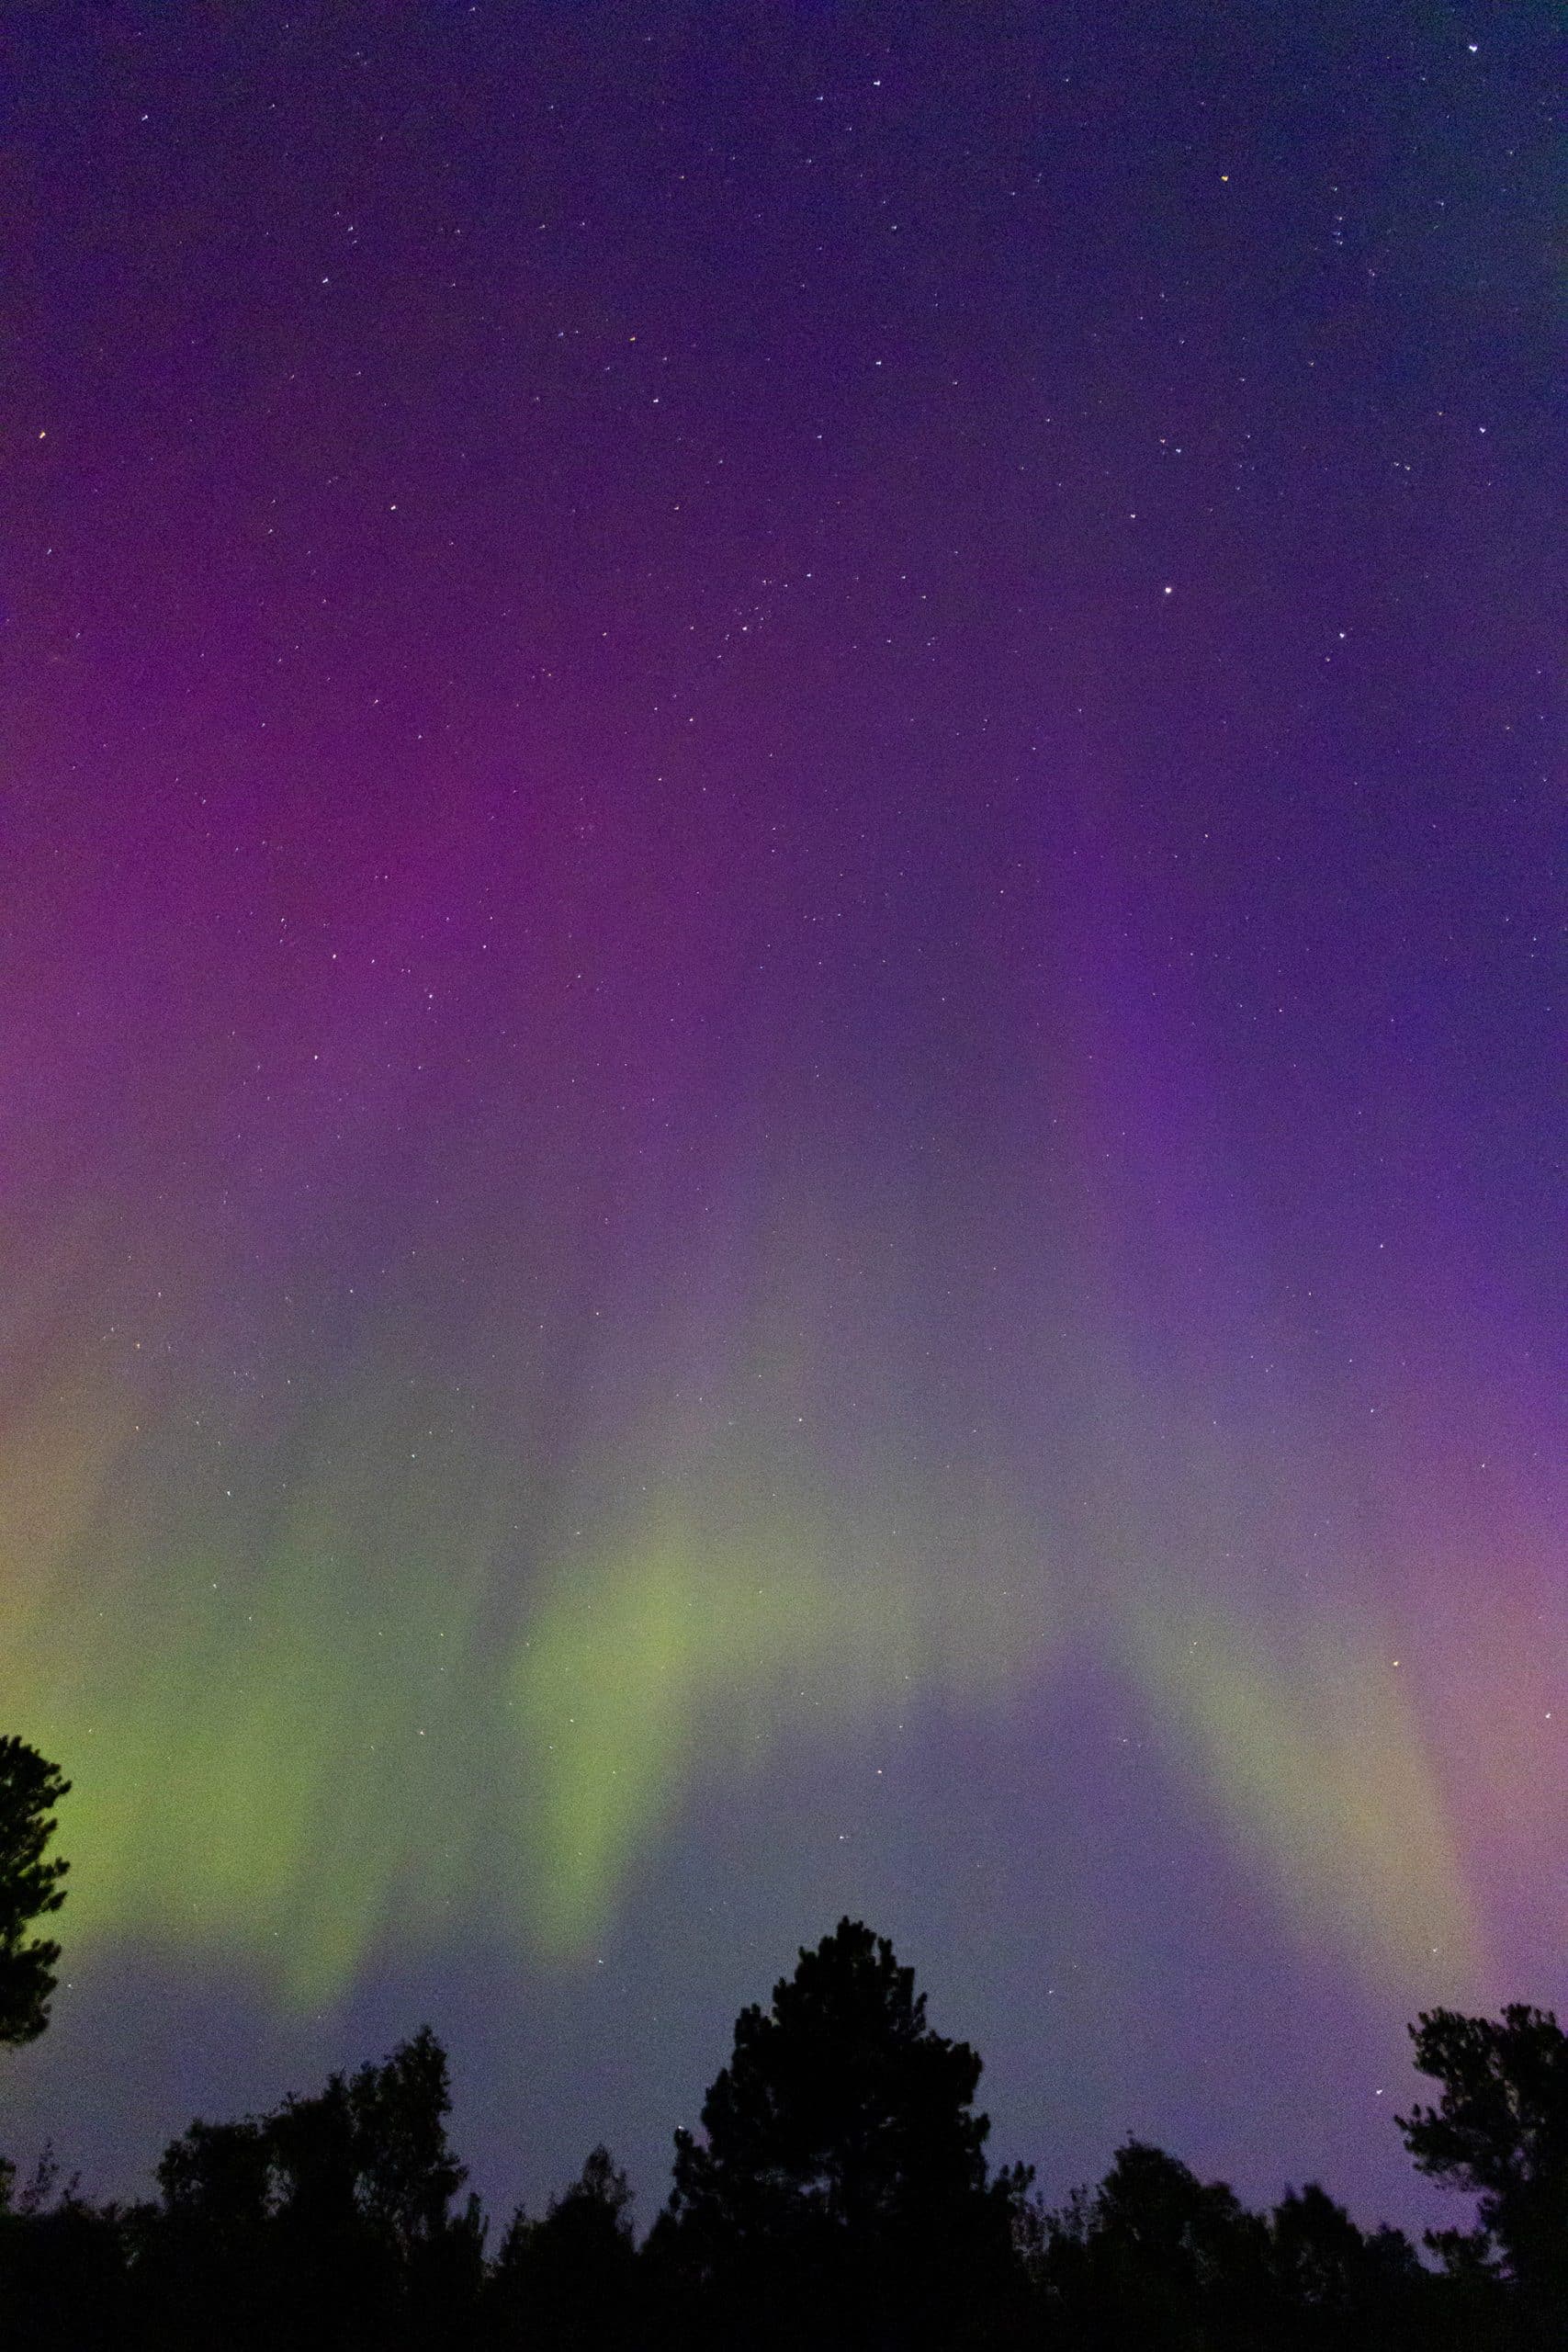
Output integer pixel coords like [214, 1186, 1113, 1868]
[0, 2149, 127, 2352]
[487, 2143, 638, 2348]
[0, 1736, 70, 2048]
[138, 2115, 274, 2348]
[1032, 2138, 1272, 2349]
[138, 2025, 479, 2351]
[1029, 2145, 1482, 2352]
[1267, 2182, 1430, 2350]
[1399, 2003, 1568, 2344]
[654, 1915, 1031, 2350]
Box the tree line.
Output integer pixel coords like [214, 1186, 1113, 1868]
[2, 1735, 1563, 2348]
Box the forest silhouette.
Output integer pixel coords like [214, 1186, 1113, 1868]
[1, 1736, 1562, 2348]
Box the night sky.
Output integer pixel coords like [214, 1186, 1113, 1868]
[2, 1, 1562, 2234]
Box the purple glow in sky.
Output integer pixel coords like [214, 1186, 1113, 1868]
[0, 1, 1561, 2232]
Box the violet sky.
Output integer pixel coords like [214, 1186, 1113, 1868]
[1, 1, 1562, 2232]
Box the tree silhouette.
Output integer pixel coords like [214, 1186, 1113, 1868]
[138, 2115, 274, 2347]
[0, 1736, 71, 2048]
[1399, 2003, 1568, 2342]
[2, 1883, 1559, 2350]
[1267, 2183, 1429, 2350]
[0, 2150, 127, 2352]
[1033, 2138, 1272, 2348]
[487, 2144, 638, 2348]
[138, 2026, 479, 2350]
[1030, 2145, 1479, 2352]
[655, 1916, 1030, 2349]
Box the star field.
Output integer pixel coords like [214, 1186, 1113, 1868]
[0, 1, 1561, 2228]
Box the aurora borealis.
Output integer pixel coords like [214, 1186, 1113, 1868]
[1, 1, 1562, 2227]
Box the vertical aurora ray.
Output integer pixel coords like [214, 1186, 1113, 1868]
[0, 780, 1535, 1999]
[0, 0, 1560, 2225]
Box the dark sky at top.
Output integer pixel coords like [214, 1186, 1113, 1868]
[0, 0, 1562, 2235]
